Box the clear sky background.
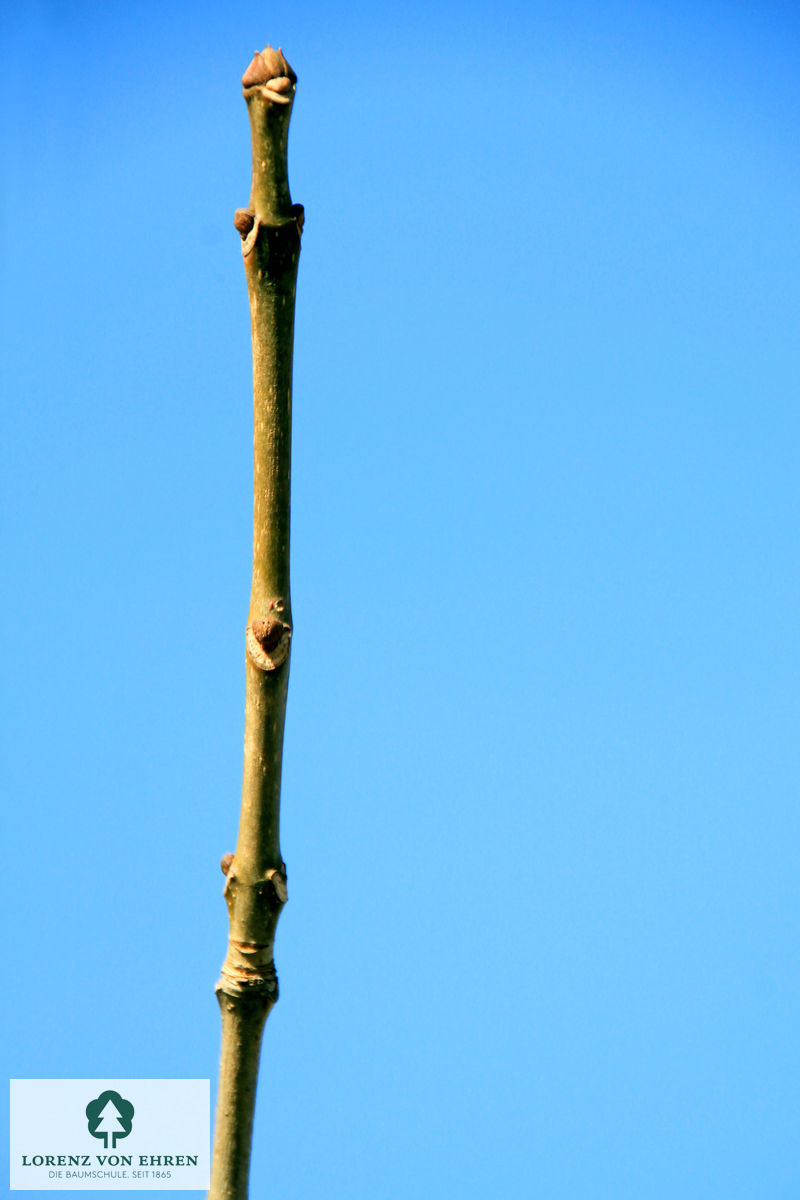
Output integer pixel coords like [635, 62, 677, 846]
[3, 2, 800, 1198]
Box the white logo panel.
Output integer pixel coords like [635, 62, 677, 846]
[10, 1079, 210, 1190]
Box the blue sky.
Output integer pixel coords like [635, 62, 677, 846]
[3, 1, 800, 1197]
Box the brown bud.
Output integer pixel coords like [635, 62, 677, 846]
[241, 45, 296, 90]
[252, 618, 284, 653]
[220, 853, 234, 876]
[234, 209, 255, 237]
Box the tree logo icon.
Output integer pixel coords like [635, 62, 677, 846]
[85, 1090, 135, 1149]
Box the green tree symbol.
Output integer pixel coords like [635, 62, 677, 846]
[86, 1090, 134, 1149]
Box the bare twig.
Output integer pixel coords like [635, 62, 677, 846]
[208, 45, 303, 1200]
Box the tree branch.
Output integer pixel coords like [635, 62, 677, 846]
[208, 45, 303, 1200]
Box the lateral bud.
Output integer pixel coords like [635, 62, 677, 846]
[233, 208, 255, 237]
[246, 611, 291, 671]
[252, 617, 283, 652]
